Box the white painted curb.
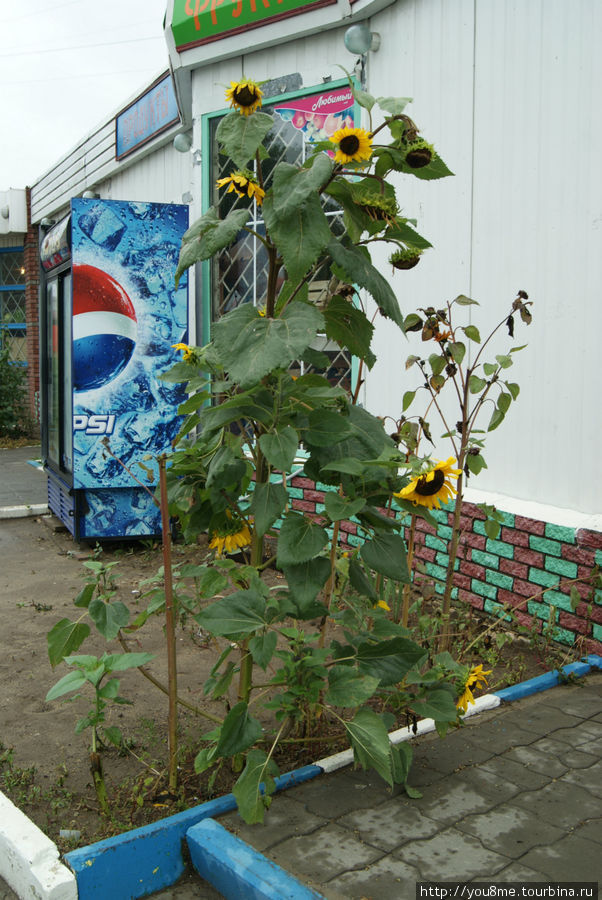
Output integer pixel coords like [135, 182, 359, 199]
[316, 693, 501, 774]
[0, 792, 77, 900]
[0, 504, 48, 520]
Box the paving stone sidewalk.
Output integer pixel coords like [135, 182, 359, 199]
[218, 673, 602, 899]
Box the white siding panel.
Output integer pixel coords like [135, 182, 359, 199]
[107, 143, 193, 205]
[469, 0, 602, 512]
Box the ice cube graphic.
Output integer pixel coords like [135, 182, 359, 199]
[78, 205, 126, 250]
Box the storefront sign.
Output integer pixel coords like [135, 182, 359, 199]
[171, 0, 335, 50]
[116, 74, 179, 160]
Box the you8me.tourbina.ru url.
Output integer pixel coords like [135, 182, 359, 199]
[417, 884, 598, 900]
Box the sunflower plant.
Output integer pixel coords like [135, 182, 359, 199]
[150, 75, 490, 823]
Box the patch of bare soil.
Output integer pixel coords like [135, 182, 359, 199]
[0, 515, 576, 854]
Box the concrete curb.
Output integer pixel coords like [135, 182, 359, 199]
[0, 503, 48, 520]
[4, 656, 601, 899]
[0, 792, 77, 900]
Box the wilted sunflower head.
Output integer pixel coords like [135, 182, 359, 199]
[456, 664, 492, 714]
[331, 127, 373, 165]
[394, 457, 462, 510]
[404, 139, 434, 169]
[172, 342, 195, 362]
[208, 516, 252, 558]
[356, 192, 399, 226]
[390, 247, 423, 270]
[216, 170, 265, 205]
[225, 79, 263, 116]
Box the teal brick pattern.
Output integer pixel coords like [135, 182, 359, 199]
[286, 475, 602, 653]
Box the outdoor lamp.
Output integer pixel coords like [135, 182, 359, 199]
[82, 190, 99, 199]
[173, 133, 193, 152]
[343, 23, 381, 55]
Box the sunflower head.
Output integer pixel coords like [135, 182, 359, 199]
[225, 79, 263, 116]
[394, 457, 462, 510]
[216, 170, 265, 205]
[208, 516, 252, 558]
[390, 248, 423, 270]
[331, 127, 373, 165]
[456, 664, 492, 714]
[172, 342, 195, 363]
[356, 192, 399, 226]
[404, 139, 434, 169]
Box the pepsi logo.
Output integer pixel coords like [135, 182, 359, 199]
[73, 264, 137, 392]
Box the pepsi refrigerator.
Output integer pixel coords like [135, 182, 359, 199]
[40, 198, 189, 540]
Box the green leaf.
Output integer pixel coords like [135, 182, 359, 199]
[497, 392, 512, 415]
[212, 302, 324, 388]
[402, 390, 416, 412]
[283, 557, 331, 612]
[194, 746, 218, 775]
[356, 637, 426, 686]
[454, 294, 479, 306]
[391, 741, 412, 784]
[360, 533, 409, 583]
[377, 96, 412, 115]
[328, 239, 404, 329]
[102, 652, 155, 672]
[249, 631, 278, 670]
[88, 599, 130, 641]
[495, 354, 513, 369]
[216, 110, 274, 168]
[47, 619, 91, 667]
[348, 558, 377, 602]
[277, 513, 329, 566]
[412, 689, 458, 722]
[216, 702, 263, 758]
[73, 583, 95, 609]
[305, 409, 353, 447]
[463, 325, 481, 343]
[506, 382, 520, 400]
[46, 669, 88, 702]
[484, 518, 501, 540]
[326, 668, 380, 707]
[175, 207, 249, 286]
[321, 458, 366, 476]
[103, 726, 123, 748]
[570, 586, 581, 612]
[262, 191, 332, 284]
[488, 407, 505, 432]
[448, 342, 466, 365]
[468, 374, 487, 394]
[233, 749, 279, 824]
[429, 354, 446, 377]
[323, 295, 376, 368]
[249, 482, 287, 538]
[384, 221, 432, 250]
[483, 362, 497, 376]
[466, 452, 487, 475]
[324, 493, 365, 522]
[270, 155, 333, 218]
[353, 87, 376, 111]
[197, 590, 267, 638]
[345, 707, 393, 786]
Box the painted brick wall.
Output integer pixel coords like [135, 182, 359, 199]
[287, 475, 602, 654]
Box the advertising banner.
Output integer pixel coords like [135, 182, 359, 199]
[70, 198, 188, 507]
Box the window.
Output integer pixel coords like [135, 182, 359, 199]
[0, 248, 26, 364]
[207, 81, 358, 392]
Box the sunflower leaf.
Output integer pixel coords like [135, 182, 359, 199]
[248, 482, 287, 538]
[323, 295, 376, 368]
[212, 302, 324, 388]
[276, 513, 329, 566]
[328, 238, 404, 328]
[216, 110, 274, 168]
[270, 155, 333, 218]
[263, 192, 332, 284]
[175, 207, 249, 286]
[377, 96, 412, 115]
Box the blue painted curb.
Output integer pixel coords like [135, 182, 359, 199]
[63, 660, 601, 899]
[187, 818, 325, 900]
[494, 654, 601, 702]
[64, 764, 321, 900]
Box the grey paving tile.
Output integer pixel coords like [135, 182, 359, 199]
[502, 743, 570, 778]
[552, 720, 602, 745]
[502, 704, 584, 735]
[407, 775, 503, 827]
[268, 822, 383, 881]
[456, 803, 564, 858]
[494, 861, 550, 879]
[575, 737, 602, 757]
[539, 682, 602, 717]
[415, 733, 495, 775]
[517, 832, 601, 881]
[510, 781, 601, 827]
[288, 770, 389, 818]
[560, 759, 602, 799]
[572, 818, 602, 844]
[326, 854, 420, 900]
[532, 737, 599, 768]
[394, 826, 510, 880]
[220, 794, 326, 851]
[479, 753, 552, 789]
[459, 717, 540, 754]
[338, 798, 441, 851]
